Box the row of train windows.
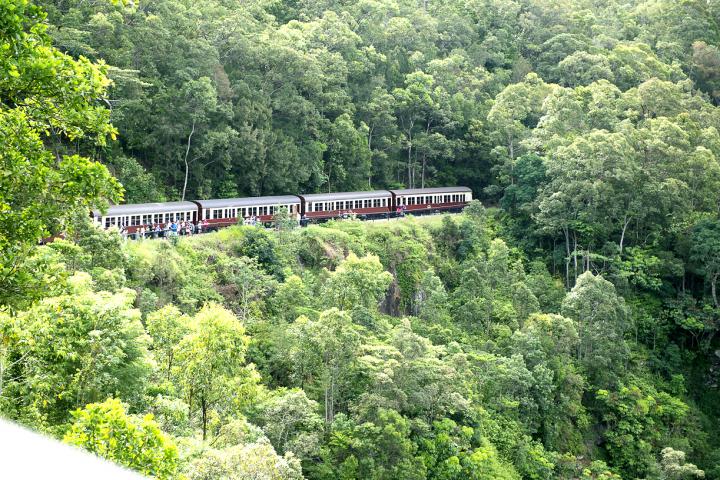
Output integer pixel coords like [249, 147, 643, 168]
[205, 204, 297, 220]
[103, 211, 196, 227]
[313, 198, 387, 212]
[399, 194, 466, 206]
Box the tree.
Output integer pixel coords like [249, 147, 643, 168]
[186, 438, 303, 480]
[561, 272, 629, 387]
[288, 309, 360, 423]
[146, 305, 190, 380]
[321, 253, 393, 312]
[64, 398, 179, 480]
[660, 447, 705, 479]
[311, 410, 426, 480]
[692, 41, 720, 103]
[250, 388, 323, 459]
[325, 113, 372, 191]
[178, 77, 220, 201]
[596, 383, 693, 479]
[689, 219, 720, 308]
[1, 275, 150, 427]
[174, 303, 253, 440]
[511, 314, 587, 452]
[0, 0, 121, 308]
[487, 73, 551, 188]
[392, 71, 452, 188]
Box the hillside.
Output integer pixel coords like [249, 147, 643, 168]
[0, 210, 716, 479]
[1, 0, 720, 478]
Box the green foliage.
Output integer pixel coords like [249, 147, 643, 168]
[0, 275, 150, 428]
[596, 381, 694, 479]
[321, 253, 393, 312]
[174, 303, 256, 440]
[0, 0, 121, 308]
[64, 398, 179, 479]
[4, 0, 720, 477]
[561, 272, 630, 388]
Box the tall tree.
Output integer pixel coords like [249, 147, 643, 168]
[174, 303, 253, 440]
[0, 0, 121, 307]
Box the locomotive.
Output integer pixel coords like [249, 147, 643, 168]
[92, 186, 472, 233]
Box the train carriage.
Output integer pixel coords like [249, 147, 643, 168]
[92, 201, 199, 233]
[90, 186, 474, 237]
[300, 190, 393, 220]
[194, 195, 302, 228]
[390, 186, 472, 213]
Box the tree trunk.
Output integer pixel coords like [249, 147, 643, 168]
[508, 133, 515, 186]
[182, 119, 196, 202]
[201, 396, 208, 441]
[407, 144, 412, 188]
[619, 215, 631, 254]
[573, 232, 578, 283]
[564, 227, 571, 290]
[712, 273, 719, 308]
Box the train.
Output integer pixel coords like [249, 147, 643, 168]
[92, 186, 472, 232]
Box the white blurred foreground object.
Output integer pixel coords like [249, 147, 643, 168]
[0, 418, 147, 479]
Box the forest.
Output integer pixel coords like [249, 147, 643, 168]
[1, 0, 720, 478]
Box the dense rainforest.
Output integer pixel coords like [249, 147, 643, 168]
[1, 0, 720, 478]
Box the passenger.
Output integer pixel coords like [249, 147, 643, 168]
[196, 220, 203, 234]
[169, 221, 178, 236]
[202, 219, 209, 232]
[154, 224, 161, 238]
